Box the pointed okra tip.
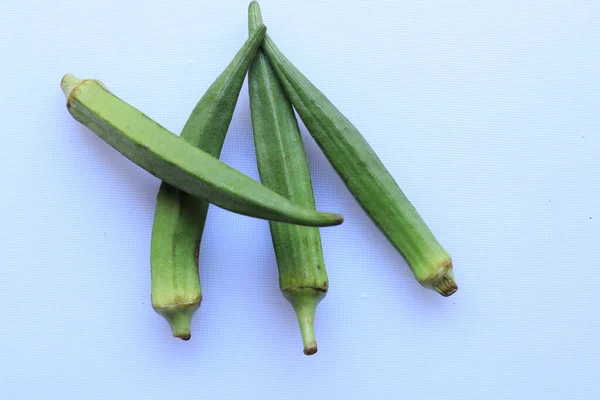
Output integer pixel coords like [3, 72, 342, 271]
[248, 1, 263, 30]
[322, 212, 344, 227]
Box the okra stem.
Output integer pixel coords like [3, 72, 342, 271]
[61, 74, 79, 97]
[284, 288, 323, 355]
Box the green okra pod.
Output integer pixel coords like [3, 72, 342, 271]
[60, 74, 343, 227]
[151, 26, 267, 339]
[248, 4, 327, 355]
[259, 8, 456, 296]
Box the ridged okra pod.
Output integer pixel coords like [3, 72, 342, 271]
[248, 3, 327, 355]
[151, 27, 266, 339]
[60, 74, 343, 227]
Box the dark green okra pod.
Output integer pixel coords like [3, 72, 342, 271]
[258, 5, 456, 296]
[248, 4, 327, 355]
[151, 27, 267, 339]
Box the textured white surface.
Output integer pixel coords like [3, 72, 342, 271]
[1, 0, 599, 398]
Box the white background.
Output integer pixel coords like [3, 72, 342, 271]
[1, 1, 599, 398]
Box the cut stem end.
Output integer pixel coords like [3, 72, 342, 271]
[154, 302, 200, 341]
[303, 341, 318, 356]
[61, 74, 82, 98]
[284, 288, 325, 356]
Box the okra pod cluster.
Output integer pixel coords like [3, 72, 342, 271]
[258, 7, 457, 297]
[60, 0, 457, 355]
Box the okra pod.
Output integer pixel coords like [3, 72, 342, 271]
[248, 4, 327, 355]
[151, 27, 266, 339]
[61, 74, 343, 227]
[260, 19, 457, 296]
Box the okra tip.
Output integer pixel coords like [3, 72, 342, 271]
[288, 210, 343, 227]
[318, 212, 344, 227]
[430, 267, 458, 297]
[433, 274, 458, 297]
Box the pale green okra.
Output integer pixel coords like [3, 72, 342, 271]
[248, 3, 327, 355]
[60, 74, 344, 227]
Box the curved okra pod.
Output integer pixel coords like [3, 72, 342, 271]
[248, 4, 327, 355]
[259, 8, 456, 296]
[60, 74, 343, 227]
[151, 26, 267, 339]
